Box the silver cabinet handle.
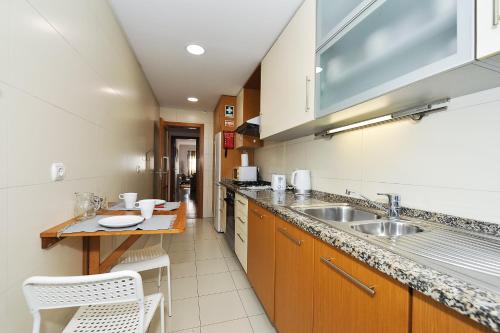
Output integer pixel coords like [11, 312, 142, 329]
[495, 0, 500, 26]
[278, 227, 302, 246]
[305, 75, 311, 112]
[320, 257, 376, 296]
[237, 216, 246, 224]
[237, 233, 245, 243]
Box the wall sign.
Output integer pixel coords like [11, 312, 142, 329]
[224, 105, 234, 118]
[224, 119, 234, 127]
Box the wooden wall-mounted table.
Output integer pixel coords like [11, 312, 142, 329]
[40, 203, 186, 275]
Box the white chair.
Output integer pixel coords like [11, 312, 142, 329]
[110, 235, 172, 317]
[23, 270, 164, 333]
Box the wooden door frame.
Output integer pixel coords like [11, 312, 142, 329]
[159, 119, 204, 218]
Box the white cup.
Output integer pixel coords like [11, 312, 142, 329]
[134, 199, 156, 219]
[119, 192, 138, 209]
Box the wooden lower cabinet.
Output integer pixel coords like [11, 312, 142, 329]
[247, 201, 275, 321]
[313, 241, 410, 333]
[244, 202, 492, 333]
[274, 217, 314, 333]
[412, 292, 491, 333]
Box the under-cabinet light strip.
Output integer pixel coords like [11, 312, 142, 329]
[317, 98, 450, 137]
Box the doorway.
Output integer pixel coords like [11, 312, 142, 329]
[154, 119, 204, 218]
[172, 137, 198, 218]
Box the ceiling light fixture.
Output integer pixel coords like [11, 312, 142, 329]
[317, 98, 450, 137]
[186, 44, 205, 55]
[187, 97, 199, 103]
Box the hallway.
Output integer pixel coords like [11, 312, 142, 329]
[142, 218, 276, 333]
[181, 188, 197, 219]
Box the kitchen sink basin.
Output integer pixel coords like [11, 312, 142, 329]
[296, 204, 379, 223]
[350, 221, 424, 237]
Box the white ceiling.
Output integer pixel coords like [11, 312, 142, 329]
[109, 0, 304, 111]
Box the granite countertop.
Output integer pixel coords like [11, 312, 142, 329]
[220, 180, 500, 332]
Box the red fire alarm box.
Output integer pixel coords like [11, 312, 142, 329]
[223, 131, 235, 157]
[223, 131, 235, 149]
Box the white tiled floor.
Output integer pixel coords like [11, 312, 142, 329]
[145, 217, 276, 333]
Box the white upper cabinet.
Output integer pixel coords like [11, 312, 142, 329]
[315, 0, 475, 119]
[476, 0, 500, 61]
[260, 0, 316, 139]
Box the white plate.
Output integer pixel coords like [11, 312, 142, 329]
[98, 215, 145, 228]
[154, 199, 166, 206]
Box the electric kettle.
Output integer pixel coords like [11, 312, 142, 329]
[291, 169, 311, 195]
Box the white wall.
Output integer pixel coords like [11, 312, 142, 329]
[0, 0, 158, 331]
[256, 86, 500, 224]
[160, 107, 214, 217]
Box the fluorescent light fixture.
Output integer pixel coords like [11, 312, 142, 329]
[325, 115, 392, 135]
[187, 97, 199, 102]
[315, 67, 323, 74]
[319, 98, 450, 137]
[186, 44, 205, 55]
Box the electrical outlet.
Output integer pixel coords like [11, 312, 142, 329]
[51, 162, 65, 181]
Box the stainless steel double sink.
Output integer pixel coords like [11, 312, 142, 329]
[291, 202, 500, 294]
[292, 203, 424, 237]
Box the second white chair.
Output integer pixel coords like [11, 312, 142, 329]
[23, 270, 164, 333]
[111, 235, 172, 317]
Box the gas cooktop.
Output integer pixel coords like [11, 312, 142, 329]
[231, 180, 271, 190]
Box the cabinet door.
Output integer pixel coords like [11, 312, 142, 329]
[247, 201, 275, 321]
[316, 0, 372, 48]
[477, 0, 500, 60]
[275, 218, 314, 333]
[260, 0, 315, 139]
[412, 292, 490, 333]
[235, 134, 263, 150]
[316, 0, 474, 119]
[313, 241, 410, 333]
[235, 223, 247, 272]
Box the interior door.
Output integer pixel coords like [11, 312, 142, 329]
[153, 121, 161, 198]
[163, 127, 171, 201]
[155, 119, 170, 201]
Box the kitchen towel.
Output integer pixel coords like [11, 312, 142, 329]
[59, 215, 176, 236]
[108, 201, 181, 211]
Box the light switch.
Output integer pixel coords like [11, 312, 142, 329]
[51, 162, 65, 181]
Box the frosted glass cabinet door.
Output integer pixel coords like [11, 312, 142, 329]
[316, 0, 373, 48]
[315, 0, 474, 119]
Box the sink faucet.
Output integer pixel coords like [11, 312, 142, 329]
[345, 189, 401, 221]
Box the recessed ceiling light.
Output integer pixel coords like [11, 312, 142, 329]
[186, 44, 205, 55]
[187, 97, 199, 103]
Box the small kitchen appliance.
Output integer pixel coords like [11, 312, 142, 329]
[236, 166, 257, 182]
[271, 174, 286, 191]
[291, 169, 311, 195]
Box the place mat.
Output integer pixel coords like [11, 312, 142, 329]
[108, 201, 181, 211]
[59, 215, 177, 236]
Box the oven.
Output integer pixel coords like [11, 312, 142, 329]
[224, 189, 235, 251]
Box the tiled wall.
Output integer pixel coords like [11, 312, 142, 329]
[160, 107, 214, 218]
[255, 86, 500, 224]
[0, 0, 158, 331]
